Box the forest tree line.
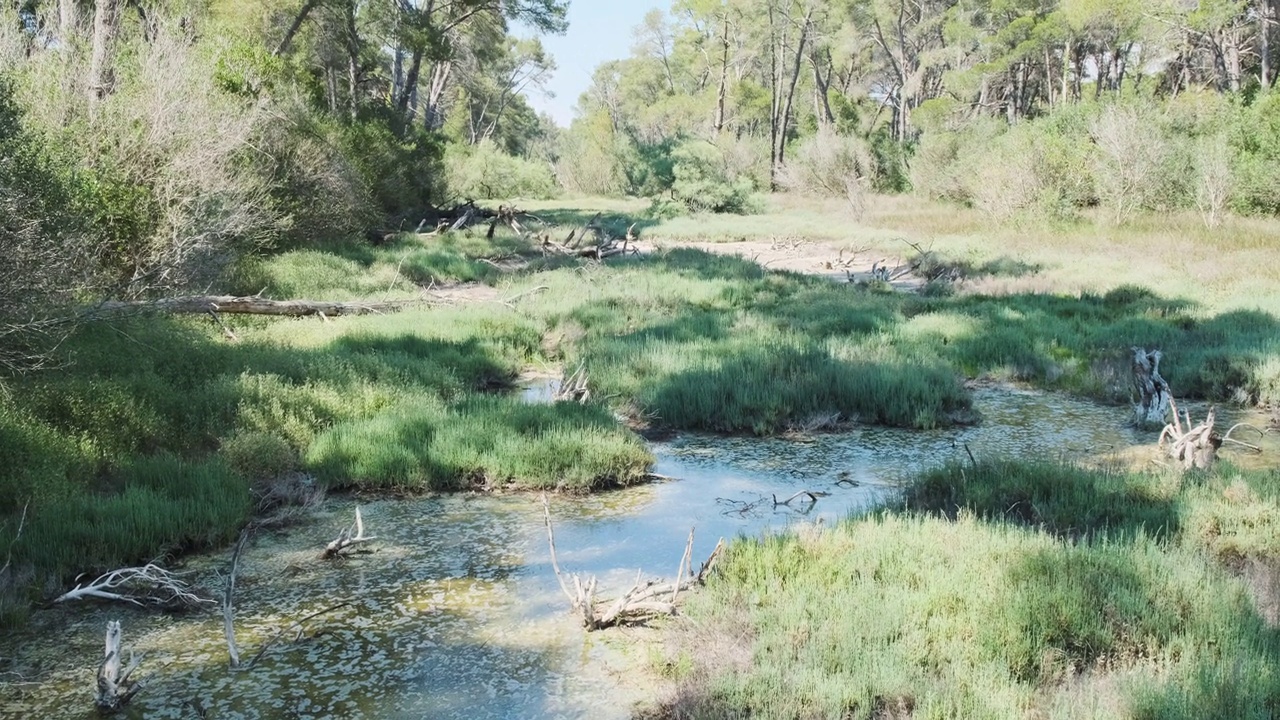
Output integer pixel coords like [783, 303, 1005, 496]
[555, 0, 1280, 221]
[1, 0, 1279, 371]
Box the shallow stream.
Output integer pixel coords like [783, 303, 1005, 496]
[2, 387, 1258, 719]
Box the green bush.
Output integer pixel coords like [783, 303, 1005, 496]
[340, 114, 444, 218]
[444, 139, 558, 200]
[667, 140, 760, 214]
[221, 431, 298, 480]
[1230, 93, 1280, 215]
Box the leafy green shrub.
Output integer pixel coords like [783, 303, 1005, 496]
[0, 77, 86, 370]
[221, 431, 298, 480]
[667, 140, 760, 214]
[444, 139, 558, 200]
[340, 115, 445, 218]
[1230, 93, 1280, 215]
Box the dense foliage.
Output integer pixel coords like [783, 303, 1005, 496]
[558, 0, 1280, 222]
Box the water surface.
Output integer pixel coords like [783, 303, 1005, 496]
[0, 388, 1182, 719]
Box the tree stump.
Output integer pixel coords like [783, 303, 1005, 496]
[1131, 347, 1171, 428]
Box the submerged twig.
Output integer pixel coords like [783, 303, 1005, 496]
[246, 601, 354, 668]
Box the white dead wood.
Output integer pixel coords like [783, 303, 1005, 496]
[222, 530, 249, 668]
[323, 506, 377, 558]
[538, 213, 639, 262]
[56, 563, 213, 608]
[772, 490, 827, 506]
[94, 620, 143, 713]
[1131, 347, 1172, 428]
[1159, 405, 1221, 470]
[542, 494, 723, 630]
[552, 363, 591, 404]
[1220, 422, 1265, 453]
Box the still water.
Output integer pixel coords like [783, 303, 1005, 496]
[0, 389, 1167, 719]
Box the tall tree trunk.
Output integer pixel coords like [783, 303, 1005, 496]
[60, 0, 79, 46]
[345, 0, 360, 120]
[398, 46, 424, 115]
[811, 48, 836, 128]
[1261, 0, 1272, 88]
[275, 0, 322, 56]
[776, 11, 811, 168]
[87, 0, 122, 105]
[392, 47, 404, 102]
[712, 15, 729, 138]
[424, 61, 452, 130]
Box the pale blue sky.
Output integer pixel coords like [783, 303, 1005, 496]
[520, 1, 666, 127]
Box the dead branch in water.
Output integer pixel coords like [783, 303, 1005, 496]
[246, 601, 354, 668]
[1221, 422, 1265, 453]
[94, 620, 143, 713]
[542, 493, 722, 630]
[56, 563, 213, 608]
[772, 490, 827, 506]
[323, 506, 377, 558]
[222, 530, 249, 668]
[552, 362, 591, 404]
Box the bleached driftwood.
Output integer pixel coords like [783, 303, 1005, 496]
[55, 563, 212, 608]
[222, 531, 249, 668]
[538, 213, 639, 261]
[1159, 405, 1221, 470]
[94, 621, 143, 712]
[552, 363, 591, 404]
[1132, 347, 1172, 428]
[542, 494, 723, 630]
[323, 506, 376, 558]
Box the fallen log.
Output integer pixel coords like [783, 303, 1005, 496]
[90, 296, 424, 317]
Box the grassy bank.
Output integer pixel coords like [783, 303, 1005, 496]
[3, 194, 1278, 625]
[654, 461, 1280, 719]
[0, 231, 650, 622]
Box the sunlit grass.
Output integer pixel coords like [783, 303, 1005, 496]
[657, 461, 1280, 719]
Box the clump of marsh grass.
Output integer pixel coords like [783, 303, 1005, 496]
[656, 461, 1280, 719]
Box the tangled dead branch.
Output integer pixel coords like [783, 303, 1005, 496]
[95, 621, 143, 713]
[542, 494, 722, 630]
[245, 601, 353, 668]
[323, 506, 376, 558]
[552, 363, 591, 404]
[55, 563, 213, 608]
[539, 214, 639, 261]
[1159, 404, 1221, 470]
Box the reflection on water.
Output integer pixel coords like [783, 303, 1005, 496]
[0, 389, 1182, 719]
